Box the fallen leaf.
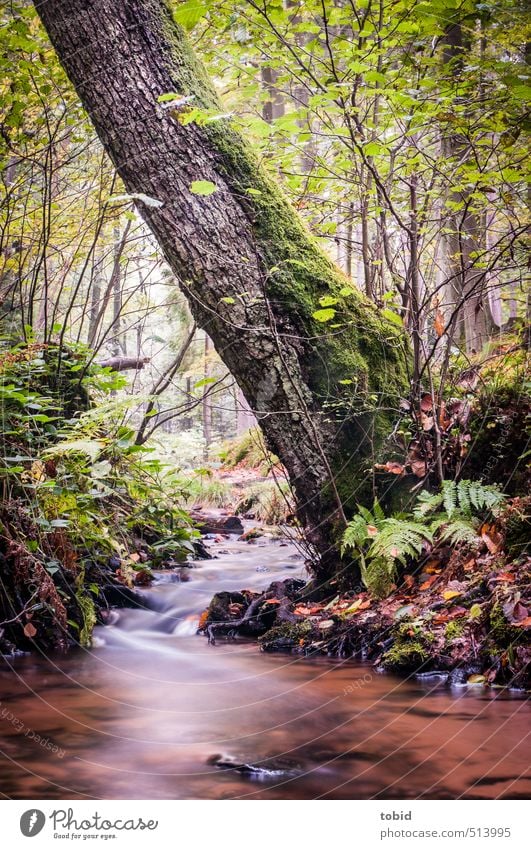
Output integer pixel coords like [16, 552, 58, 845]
[433, 613, 449, 625]
[410, 459, 427, 477]
[481, 530, 502, 554]
[443, 590, 461, 601]
[23, 623, 37, 638]
[394, 604, 415, 619]
[494, 572, 515, 583]
[264, 598, 280, 605]
[517, 617, 531, 629]
[511, 602, 528, 622]
[420, 575, 438, 590]
[420, 392, 433, 412]
[367, 524, 378, 537]
[469, 603, 482, 619]
[319, 619, 335, 630]
[467, 674, 486, 685]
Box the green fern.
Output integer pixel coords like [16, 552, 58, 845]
[437, 518, 480, 546]
[442, 479, 458, 517]
[457, 479, 472, 514]
[414, 480, 504, 519]
[413, 489, 443, 518]
[341, 512, 371, 554]
[343, 479, 507, 598]
[368, 518, 432, 567]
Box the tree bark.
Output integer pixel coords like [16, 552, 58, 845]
[36, 0, 408, 573]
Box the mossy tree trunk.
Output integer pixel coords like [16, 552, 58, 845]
[37, 0, 408, 574]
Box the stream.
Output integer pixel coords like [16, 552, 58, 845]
[0, 530, 529, 800]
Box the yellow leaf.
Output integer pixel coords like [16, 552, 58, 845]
[443, 590, 461, 600]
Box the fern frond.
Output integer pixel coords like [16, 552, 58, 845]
[413, 489, 443, 518]
[442, 480, 458, 517]
[368, 518, 432, 566]
[341, 513, 369, 554]
[457, 479, 472, 514]
[358, 504, 376, 524]
[372, 499, 385, 522]
[439, 518, 479, 546]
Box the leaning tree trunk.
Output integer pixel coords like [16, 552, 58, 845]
[36, 0, 408, 574]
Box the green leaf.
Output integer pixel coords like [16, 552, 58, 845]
[190, 180, 217, 196]
[173, 1, 209, 31]
[382, 308, 403, 326]
[194, 377, 217, 388]
[312, 308, 336, 323]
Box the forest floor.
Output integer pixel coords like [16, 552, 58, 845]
[199, 484, 530, 691]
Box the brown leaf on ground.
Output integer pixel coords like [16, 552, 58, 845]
[481, 529, 503, 554]
[410, 459, 427, 477]
[23, 622, 37, 638]
[493, 572, 515, 583]
[420, 575, 439, 590]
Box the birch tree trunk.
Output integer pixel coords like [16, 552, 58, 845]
[37, 0, 408, 573]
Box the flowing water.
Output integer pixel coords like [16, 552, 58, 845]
[0, 530, 529, 800]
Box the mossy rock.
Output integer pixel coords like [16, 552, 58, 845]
[259, 619, 313, 652]
[206, 591, 249, 623]
[381, 637, 429, 671]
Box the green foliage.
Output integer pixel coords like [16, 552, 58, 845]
[218, 427, 278, 473]
[234, 479, 293, 524]
[0, 343, 198, 650]
[342, 502, 431, 597]
[343, 479, 506, 597]
[165, 469, 234, 509]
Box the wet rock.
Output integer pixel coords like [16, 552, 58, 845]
[207, 753, 300, 779]
[240, 527, 264, 541]
[415, 671, 449, 682]
[195, 515, 244, 535]
[206, 591, 249, 623]
[192, 539, 212, 560]
[449, 667, 469, 686]
[100, 584, 147, 609]
[259, 620, 313, 652]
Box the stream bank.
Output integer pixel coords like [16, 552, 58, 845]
[1, 528, 529, 800]
[200, 514, 531, 690]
